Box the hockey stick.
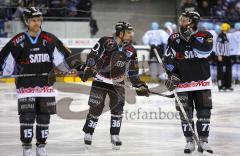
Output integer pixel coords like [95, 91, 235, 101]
[153, 48, 205, 153]
[149, 90, 174, 98]
[92, 51, 174, 98]
[94, 79, 174, 98]
[0, 71, 80, 79]
[0, 51, 88, 79]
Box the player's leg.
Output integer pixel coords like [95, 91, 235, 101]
[35, 97, 56, 156]
[176, 92, 195, 153]
[232, 64, 237, 84]
[82, 81, 107, 145]
[109, 85, 125, 149]
[210, 63, 217, 84]
[194, 90, 213, 153]
[231, 56, 237, 85]
[225, 56, 233, 90]
[18, 97, 36, 156]
[149, 60, 159, 82]
[149, 48, 158, 82]
[217, 58, 224, 90]
[237, 63, 240, 84]
[159, 63, 168, 81]
[236, 56, 240, 84]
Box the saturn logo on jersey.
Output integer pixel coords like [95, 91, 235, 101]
[29, 54, 50, 63]
[170, 50, 198, 60]
[184, 50, 198, 59]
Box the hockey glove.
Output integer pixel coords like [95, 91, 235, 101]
[79, 64, 97, 82]
[133, 83, 150, 97]
[165, 73, 181, 91]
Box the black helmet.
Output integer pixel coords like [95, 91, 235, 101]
[179, 11, 200, 27]
[23, 7, 42, 21]
[115, 21, 133, 36]
[178, 11, 200, 41]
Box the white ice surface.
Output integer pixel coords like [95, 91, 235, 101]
[0, 83, 239, 156]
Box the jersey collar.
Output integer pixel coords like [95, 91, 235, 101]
[24, 29, 41, 44]
[113, 34, 126, 51]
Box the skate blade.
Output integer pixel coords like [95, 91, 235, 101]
[197, 150, 214, 156]
[112, 144, 121, 150]
[184, 149, 194, 154]
[203, 150, 213, 155]
[84, 144, 91, 150]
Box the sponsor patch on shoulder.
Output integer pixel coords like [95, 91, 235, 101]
[126, 50, 133, 58]
[196, 37, 204, 43]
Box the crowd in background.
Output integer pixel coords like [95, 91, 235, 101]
[0, 0, 94, 37]
[0, 0, 92, 20]
[182, 0, 240, 23]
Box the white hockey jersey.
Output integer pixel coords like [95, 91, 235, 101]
[142, 29, 169, 46]
[227, 31, 240, 56]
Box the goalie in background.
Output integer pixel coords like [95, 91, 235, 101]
[79, 21, 149, 149]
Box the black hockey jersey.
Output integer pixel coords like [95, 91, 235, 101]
[87, 36, 143, 85]
[164, 31, 213, 92]
[0, 30, 71, 98]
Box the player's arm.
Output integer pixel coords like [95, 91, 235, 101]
[142, 31, 150, 45]
[160, 31, 169, 50]
[128, 48, 149, 97]
[163, 36, 178, 74]
[51, 36, 73, 73]
[163, 37, 181, 91]
[79, 37, 106, 82]
[0, 40, 18, 76]
[191, 31, 213, 58]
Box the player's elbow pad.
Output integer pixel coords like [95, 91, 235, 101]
[192, 39, 213, 58]
[191, 32, 213, 58]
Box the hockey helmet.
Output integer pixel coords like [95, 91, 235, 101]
[23, 7, 42, 23]
[151, 22, 159, 30]
[115, 21, 134, 36]
[221, 23, 230, 33]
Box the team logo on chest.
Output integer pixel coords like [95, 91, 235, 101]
[184, 50, 198, 59]
[29, 53, 51, 63]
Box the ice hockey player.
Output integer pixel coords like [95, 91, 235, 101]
[163, 11, 214, 154]
[0, 7, 76, 156]
[229, 23, 240, 84]
[80, 21, 149, 149]
[142, 22, 169, 82]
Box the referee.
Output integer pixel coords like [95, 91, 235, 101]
[216, 23, 233, 91]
